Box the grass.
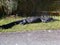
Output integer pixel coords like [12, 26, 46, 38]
[0, 16, 60, 32]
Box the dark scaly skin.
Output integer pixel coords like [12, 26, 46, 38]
[0, 16, 53, 29]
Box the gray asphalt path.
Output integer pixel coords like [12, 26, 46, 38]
[0, 30, 60, 45]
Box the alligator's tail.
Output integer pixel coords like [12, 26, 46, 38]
[0, 20, 23, 29]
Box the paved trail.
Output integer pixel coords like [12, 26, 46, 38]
[0, 30, 60, 45]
